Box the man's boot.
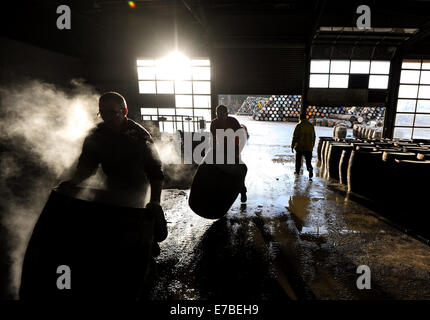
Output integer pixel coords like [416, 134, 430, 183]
[240, 186, 247, 203]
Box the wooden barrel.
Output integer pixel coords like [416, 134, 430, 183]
[355, 145, 378, 152]
[333, 125, 347, 139]
[357, 125, 363, 139]
[378, 148, 401, 153]
[362, 127, 368, 139]
[325, 143, 334, 178]
[347, 151, 383, 199]
[375, 142, 395, 148]
[339, 148, 354, 185]
[322, 118, 328, 127]
[189, 161, 247, 219]
[323, 140, 337, 173]
[322, 140, 335, 176]
[327, 143, 353, 181]
[401, 146, 422, 152]
[361, 126, 368, 138]
[402, 148, 430, 155]
[369, 129, 376, 139]
[350, 142, 371, 148]
[393, 142, 417, 147]
[372, 129, 383, 139]
[320, 140, 330, 167]
[353, 124, 360, 137]
[20, 187, 154, 299]
[336, 138, 354, 145]
[382, 151, 417, 163]
[317, 137, 334, 162]
[342, 138, 355, 143]
[417, 153, 430, 160]
[394, 159, 430, 182]
[363, 128, 369, 139]
[358, 126, 365, 138]
[413, 139, 430, 144]
[378, 152, 417, 201]
[390, 160, 430, 228]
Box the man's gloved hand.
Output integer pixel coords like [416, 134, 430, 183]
[146, 202, 168, 242]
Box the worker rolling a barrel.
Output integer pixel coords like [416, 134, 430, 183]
[210, 105, 248, 202]
[59, 92, 167, 256]
[292, 113, 316, 180]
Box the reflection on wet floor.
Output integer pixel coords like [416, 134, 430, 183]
[147, 116, 430, 300]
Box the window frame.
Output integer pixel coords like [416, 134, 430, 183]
[137, 56, 212, 131]
[394, 59, 430, 139]
[309, 59, 391, 90]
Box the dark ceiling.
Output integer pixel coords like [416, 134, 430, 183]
[2, 0, 430, 62]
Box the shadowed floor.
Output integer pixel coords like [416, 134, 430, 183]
[147, 116, 430, 300]
[1, 116, 429, 300]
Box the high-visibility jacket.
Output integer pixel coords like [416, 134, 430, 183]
[292, 119, 316, 152]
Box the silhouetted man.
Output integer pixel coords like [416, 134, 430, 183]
[63, 92, 167, 254]
[292, 113, 316, 180]
[210, 105, 248, 202]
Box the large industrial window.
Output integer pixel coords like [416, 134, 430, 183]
[393, 59, 430, 139]
[309, 59, 390, 89]
[136, 52, 211, 133]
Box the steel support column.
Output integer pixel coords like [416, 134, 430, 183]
[383, 49, 403, 139]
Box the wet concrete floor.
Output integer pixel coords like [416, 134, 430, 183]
[148, 116, 430, 300]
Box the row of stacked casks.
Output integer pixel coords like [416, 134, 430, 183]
[353, 124, 383, 139]
[237, 96, 270, 115]
[252, 95, 385, 124]
[345, 106, 385, 122]
[313, 117, 354, 128]
[317, 137, 430, 237]
[253, 95, 302, 122]
[305, 106, 385, 123]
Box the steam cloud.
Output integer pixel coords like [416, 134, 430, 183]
[0, 79, 99, 299]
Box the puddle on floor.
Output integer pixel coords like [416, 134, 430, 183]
[286, 194, 366, 242]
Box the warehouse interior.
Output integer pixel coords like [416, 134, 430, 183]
[1, 0, 430, 301]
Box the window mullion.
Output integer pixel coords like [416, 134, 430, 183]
[412, 59, 423, 139]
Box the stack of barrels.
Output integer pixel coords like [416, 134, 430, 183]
[254, 95, 302, 122]
[307, 106, 385, 122]
[316, 117, 357, 128]
[353, 123, 383, 139]
[346, 106, 385, 123]
[252, 96, 385, 125]
[317, 136, 430, 237]
[238, 97, 270, 115]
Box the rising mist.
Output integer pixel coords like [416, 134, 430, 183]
[0, 79, 99, 299]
